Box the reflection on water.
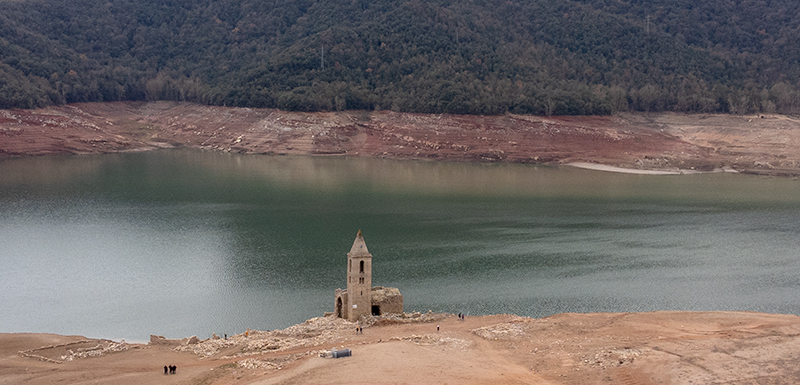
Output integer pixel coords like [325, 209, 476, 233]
[1, 150, 800, 340]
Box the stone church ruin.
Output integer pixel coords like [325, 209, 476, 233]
[334, 230, 403, 321]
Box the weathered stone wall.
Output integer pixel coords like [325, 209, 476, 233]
[150, 335, 200, 346]
[335, 287, 403, 318]
[371, 286, 403, 315]
[334, 289, 349, 320]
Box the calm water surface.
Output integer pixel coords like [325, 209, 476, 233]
[2, 150, 800, 341]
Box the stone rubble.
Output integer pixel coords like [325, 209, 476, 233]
[173, 312, 448, 358]
[20, 340, 130, 363]
[471, 315, 529, 340]
[235, 352, 311, 371]
[61, 342, 130, 361]
[364, 311, 448, 326]
[588, 347, 642, 369]
[389, 334, 474, 351]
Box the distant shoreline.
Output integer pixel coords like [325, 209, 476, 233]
[2, 102, 800, 177]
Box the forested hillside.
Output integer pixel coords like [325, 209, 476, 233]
[1, 0, 800, 115]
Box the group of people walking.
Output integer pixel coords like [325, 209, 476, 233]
[164, 365, 177, 374]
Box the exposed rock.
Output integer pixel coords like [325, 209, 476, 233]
[472, 316, 530, 340]
[6, 102, 800, 177]
[389, 334, 474, 351]
[182, 336, 201, 345]
[366, 311, 448, 326]
[174, 312, 449, 358]
[20, 339, 129, 363]
[588, 347, 642, 369]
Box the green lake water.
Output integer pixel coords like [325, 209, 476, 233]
[2, 150, 800, 341]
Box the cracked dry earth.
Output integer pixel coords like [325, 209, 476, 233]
[3, 311, 800, 384]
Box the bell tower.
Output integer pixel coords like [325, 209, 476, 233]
[346, 230, 372, 321]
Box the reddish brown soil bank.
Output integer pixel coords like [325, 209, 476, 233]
[3, 101, 800, 176]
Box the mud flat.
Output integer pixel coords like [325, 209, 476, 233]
[2, 311, 800, 384]
[3, 102, 800, 176]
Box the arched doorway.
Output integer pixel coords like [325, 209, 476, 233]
[336, 297, 343, 318]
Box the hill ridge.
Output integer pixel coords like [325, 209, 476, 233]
[1, 0, 799, 114]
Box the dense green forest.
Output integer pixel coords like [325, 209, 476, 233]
[1, 0, 800, 115]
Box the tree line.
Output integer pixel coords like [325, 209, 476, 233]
[1, 0, 800, 115]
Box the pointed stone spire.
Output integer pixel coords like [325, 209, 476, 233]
[348, 229, 372, 257]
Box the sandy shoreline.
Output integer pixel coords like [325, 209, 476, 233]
[4, 102, 800, 177]
[3, 311, 800, 384]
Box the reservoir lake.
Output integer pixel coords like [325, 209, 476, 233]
[2, 149, 800, 341]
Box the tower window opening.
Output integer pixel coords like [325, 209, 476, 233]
[360, 260, 364, 273]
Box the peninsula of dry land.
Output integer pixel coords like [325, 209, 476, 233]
[3, 311, 800, 385]
[3, 101, 800, 176]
